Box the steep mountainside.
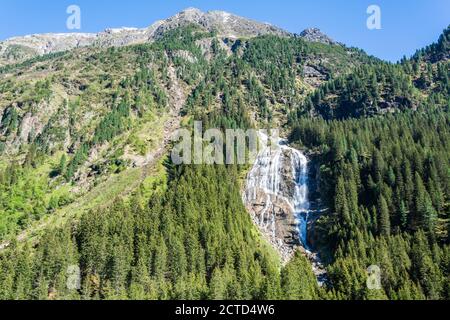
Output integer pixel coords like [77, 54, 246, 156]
[413, 25, 449, 63]
[0, 10, 448, 300]
[289, 27, 449, 121]
[0, 25, 370, 241]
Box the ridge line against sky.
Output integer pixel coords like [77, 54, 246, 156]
[0, 0, 448, 62]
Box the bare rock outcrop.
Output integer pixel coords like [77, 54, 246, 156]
[299, 28, 336, 45]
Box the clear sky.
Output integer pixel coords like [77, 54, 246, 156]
[0, 0, 448, 62]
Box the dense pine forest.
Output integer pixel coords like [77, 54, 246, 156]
[290, 110, 450, 299]
[0, 14, 448, 300]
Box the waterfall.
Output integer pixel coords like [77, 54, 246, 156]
[244, 132, 328, 285]
[290, 147, 311, 250]
[244, 132, 311, 250]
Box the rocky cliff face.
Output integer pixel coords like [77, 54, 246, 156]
[0, 8, 291, 66]
[243, 135, 309, 263]
[299, 28, 336, 45]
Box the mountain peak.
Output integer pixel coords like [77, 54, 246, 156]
[179, 7, 204, 15]
[159, 8, 289, 39]
[173, 7, 204, 21]
[299, 28, 336, 45]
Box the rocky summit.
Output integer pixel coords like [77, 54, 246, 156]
[299, 28, 336, 45]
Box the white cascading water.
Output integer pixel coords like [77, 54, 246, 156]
[244, 132, 328, 285]
[244, 133, 311, 249]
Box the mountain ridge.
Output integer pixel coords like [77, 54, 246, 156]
[0, 8, 292, 66]
[0, 8, 342, 67]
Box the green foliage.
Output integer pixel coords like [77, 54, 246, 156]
[0, 164, 321, 300]
[0, 106, 19, 136]
[0, 51, 67, 75]
[0, 24, 449, 301]
[292, 63, 419, 120]
[290, 109, 450, 299]
[412, 26, 449, 63]
[0, 164, 48, 238]
[281, 252, 320, 299]
[93, 99, 131, 144]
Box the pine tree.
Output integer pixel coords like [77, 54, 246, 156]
[58, 154, 67, 176]
[378, 196, 391, 236]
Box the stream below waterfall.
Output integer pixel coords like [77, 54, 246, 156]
[244, 132, 328, 285]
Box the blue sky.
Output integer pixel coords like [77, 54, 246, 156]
[0, 0, 448, 62]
